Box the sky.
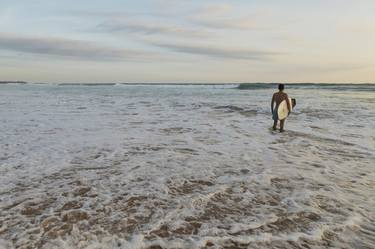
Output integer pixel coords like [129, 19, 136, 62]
[0, 0, 374, 83]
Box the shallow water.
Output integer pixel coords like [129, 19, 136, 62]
[0, 84, 374, 249]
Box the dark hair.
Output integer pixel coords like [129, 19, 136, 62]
[278, 84, 285, 91]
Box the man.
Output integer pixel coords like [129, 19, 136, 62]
[271, 84, 291, 132]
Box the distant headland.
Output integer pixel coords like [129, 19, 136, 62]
[0, 81, 27, 84]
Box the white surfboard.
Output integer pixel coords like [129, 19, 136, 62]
[277, 98, 293, 120]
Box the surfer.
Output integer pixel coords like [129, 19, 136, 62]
[271, 84, 291, 132]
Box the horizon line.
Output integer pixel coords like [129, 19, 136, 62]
[1, 81, 375, 85]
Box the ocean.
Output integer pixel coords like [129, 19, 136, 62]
[0, 83, 374, 249]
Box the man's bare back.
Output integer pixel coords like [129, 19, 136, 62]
[272, 92, 289, 108]
[271, 84, 291, 132]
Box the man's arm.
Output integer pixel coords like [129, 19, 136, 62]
[285, 94, 291, 112]
[271, 94, 275, 113]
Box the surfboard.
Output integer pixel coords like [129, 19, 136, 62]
[277, 98, 295, 120]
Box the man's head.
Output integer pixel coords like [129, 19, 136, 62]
[278, 84, 285, 91]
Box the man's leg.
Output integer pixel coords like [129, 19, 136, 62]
[280, 119, 285, 132]
[273, 119, 277, 130]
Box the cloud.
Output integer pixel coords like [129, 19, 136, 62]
[96, 21, 211, 38]
[65, 9, 168, 19]
[192, 17, 258, 30]
[296, 63, 366, 73]
[150, 41, 278, 60]
[193, 4, 234, 16]
[190, 4, 269, 30]
[0, 32, 151, 61]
